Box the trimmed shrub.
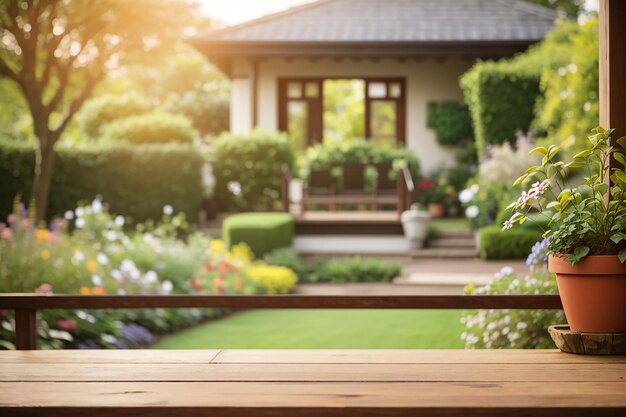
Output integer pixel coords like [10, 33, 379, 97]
[79, 94, 153, 138]
[164, 91, 230, 136]
[426, 102, 473, 146]
[210, 130, 294, 210]
[0, 140, 202, 222]
[460, 21, 580, 158]
[102, 111, 196, 144]
[479, 225, 543, 259]
[309, 257, 402, 283]
[222, 213, 294, 258]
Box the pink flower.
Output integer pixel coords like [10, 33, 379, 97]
[532, 179, 550, 193]
[57, 319, 78, 331]
[502, 219, 515, 230]
[7, 214, 17, 225]
[0, 227, 11, 240]
[35, 283, 53, 294]
[526, 187, 540, 200]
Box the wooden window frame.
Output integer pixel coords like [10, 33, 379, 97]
[278, 77, 407, 146]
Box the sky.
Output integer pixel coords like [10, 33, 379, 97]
[200, 0, 314, 25]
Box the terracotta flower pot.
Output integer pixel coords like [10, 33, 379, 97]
[428, 203, 446, 218]
[548, 255, 626, 333]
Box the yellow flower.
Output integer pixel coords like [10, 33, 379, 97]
[79, 287, 91, 295]
[209, 240, 227, 256]
[36, 229, 50, 243]
[86, 259, 98, 273]
[40, 249, 50, 260]
[246, 262, 297, 294]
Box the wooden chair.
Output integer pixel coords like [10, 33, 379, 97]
[302, 168, 336, 211]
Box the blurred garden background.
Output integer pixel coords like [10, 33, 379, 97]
[0, 0, 596, 350]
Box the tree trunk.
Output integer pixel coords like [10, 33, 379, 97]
[31, 138, 56, 224]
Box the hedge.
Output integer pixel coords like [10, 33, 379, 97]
[102, 111, 196, 144]
[426, 101, 473, 146]
[479, 225, 544, 260]
[209, 130, 294, 210]
[79, 94, 153, 138]
[0, 140, 203, 223]
[223, 213, 294, 258]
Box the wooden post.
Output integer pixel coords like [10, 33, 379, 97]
[249, 58, 258, 128]
[281, 164, 291, 213]
[599, 0, 626, 144]
[15, 309, 37, 350]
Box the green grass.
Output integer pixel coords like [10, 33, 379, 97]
[430, 217, 470, 231]
[153, 309, 465, 349]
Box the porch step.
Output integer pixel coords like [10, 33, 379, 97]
[437, 230, 474, 238]
[428, 236, 476, 249]
[410, 247, 478, 259]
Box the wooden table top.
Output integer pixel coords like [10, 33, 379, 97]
[1, 349, 625, 417]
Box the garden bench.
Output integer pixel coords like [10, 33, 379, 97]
[1, 293, 626, 416]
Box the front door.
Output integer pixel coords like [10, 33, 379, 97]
[278, 78, 323, 151]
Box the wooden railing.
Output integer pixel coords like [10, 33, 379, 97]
[0, 294, 562, 350]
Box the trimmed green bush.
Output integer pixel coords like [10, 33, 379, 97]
[426, 102, 473, 146]
[102, 111, 196, 144]
[479, 225, 543, 259]
[460, 21, 580, 158]
[0, 140, 202, 222]
[209, 130, 294, 210]
[223, 213, 294, 258]
[79, 94, 153, 138]
[164, 91, 230, 136]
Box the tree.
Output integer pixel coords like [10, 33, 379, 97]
[0, 0, 192, 221]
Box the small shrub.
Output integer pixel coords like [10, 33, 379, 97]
[210, 129, 294, 210]
[102, 111, 196, 144]
[426, 102, 473, 146]
[79, 93, 153, 138]
[222, 213, 294, 258]
[479, 225, 543, 259]
[246, 263, 297, 294]
[462, 267, 564, 348]
[264, 247, 308, 280]
[309, 257, 401, 283]
[164, 91, 230, 136]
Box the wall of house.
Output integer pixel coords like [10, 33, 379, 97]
[230, 57, 473, 173]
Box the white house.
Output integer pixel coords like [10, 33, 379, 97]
[191, 0, 556, 173]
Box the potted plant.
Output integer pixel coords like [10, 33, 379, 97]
[401, 203, 432, 249]
[504, 127, 626, 333]
[417, 177, 447, 218]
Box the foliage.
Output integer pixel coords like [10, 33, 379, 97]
[416, 175, 456, 207]
[322, 79, 365, 142]
[301, 138, 420, 184]
[426, 102, 473, 146]
[222, 213, 294, 258]
[78, 94, 154, 138]
[526, 0, 584, 18]
[102, 111, 196, 144]
[308, 257, 401, 284]
[263, 247, 308, 280]
[246, 263, 298, 295]
[163, 91, 230, 136]
[0, 0, 197, 221]
[505, 127, 626, 264]
[209, 130, 293, 210]
[532, 18, 598, 154]
[0, 139, 203, 222]
[479, 225, 544, 259]
[460, 20, 580, 158]
[462, 267, 565, 348]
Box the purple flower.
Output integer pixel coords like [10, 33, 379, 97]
[121, 324, 154, 347]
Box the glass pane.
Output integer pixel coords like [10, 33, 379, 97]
[305, 82, 319, 98]
[368, 82, 386, 98]
[287, 82, 301, 98]
[389, 82, 402, 98]
[288, 101, 308, 151]
[370, 100, 397, 144]
[323, 79, 365, 141]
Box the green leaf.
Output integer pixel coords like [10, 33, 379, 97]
[611, 232, 626, 244]
[596, 183, 609, 196]
[616, 136, 626, 150]
[547, 145, 560, 160]
[513, 174, 528, 186]
[596, 126, 606, 133]
[616, 170, 626, 184]
[573, 149, 593, 159]
[619, 249, 626, 264]
[575, 246, 590, 259]
[529, 146, 548, 156]
[559, 191, 572, 206]
[614, 152, 626, 167]
[566, 161, 585, 169]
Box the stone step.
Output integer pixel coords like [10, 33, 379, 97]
[410, 247, 478, 259]
[428, 237, 476, 249]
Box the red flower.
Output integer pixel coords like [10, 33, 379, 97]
[35, 283, 53, 294]
[418, 177, 435, 191]
[57, 319, 78, 331]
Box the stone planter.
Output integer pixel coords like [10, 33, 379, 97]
[401, 206, 432, 249]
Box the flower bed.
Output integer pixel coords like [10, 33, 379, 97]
[0, 197, 297, 350]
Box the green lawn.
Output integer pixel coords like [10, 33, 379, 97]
[153, 309, 465, 349]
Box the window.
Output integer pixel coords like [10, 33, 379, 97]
[278, 77, 405, 147]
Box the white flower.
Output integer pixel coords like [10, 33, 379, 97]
[470, 184, 479, 194]
[459, 188, 474, 204]
[75, 218, 85, 229]
[144, 270, 158, 284]
[73, 251, 85, 262]
[105, 230, 117, 241]
[500, 266, 514, 276]
[227, 181, 242, 195]
[75, 207, 84, 217]
[114, 216, 125, 227]
[64, 210, 74, 220]
[111, 270, 123, 282]
[163, 205, 173, 216]
[117, 288, 127, 295]
[517, 322, 528, 329]
[91, 274, 103, 287]
[97, 253, 109, 265]
[160, 280, 173, 295]
[465, 205, 479, 219]
[91, 198, 103, 213]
